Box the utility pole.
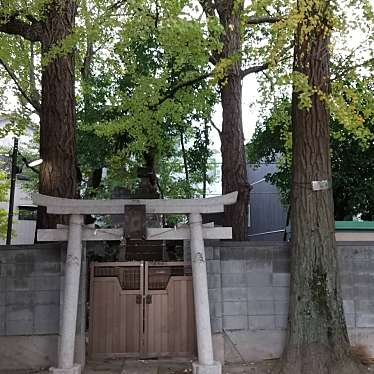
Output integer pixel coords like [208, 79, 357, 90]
[6, 137, 18, 245]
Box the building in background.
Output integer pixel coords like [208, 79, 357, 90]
[0, 117, 37, 245]
[247, 163, 288, 241]
[0, 179, 37, 245]
[202, 162, 288, 240]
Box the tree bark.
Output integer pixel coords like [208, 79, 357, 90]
[217, 0, 249, 240]
[138, 148, 159, 198]
[278, 1, 364, 373]
[29, 42, 41, 108]
[179, 130, 191, 198]
[199, 0, 278, 238]
[38, 0, 78, 228]
[0, 2, 78, 230]
[202, 122, 209, 198]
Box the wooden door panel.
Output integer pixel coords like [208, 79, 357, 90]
[144, 275, 196, 357]
[121, 293, 142, 352]
[89, 263, 143, 358]
[89, 262, 196, 358]
[144, 292, 168, 355]
[90, 278, 142, 356]
[167, 277, 196, 355]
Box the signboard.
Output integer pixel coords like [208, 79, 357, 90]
[124, 205, 146, 239]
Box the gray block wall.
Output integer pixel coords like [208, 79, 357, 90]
[203, 241, 374, 362]
[0, 243, 86, 370]
[0, 243, 63, 336]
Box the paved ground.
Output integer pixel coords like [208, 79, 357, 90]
[1, 359, 373, 374]
[85, 360, 274, 374]
[0, 359, 276, 374]
[86, 359, 276, 374]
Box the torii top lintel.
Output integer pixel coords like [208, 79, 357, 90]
[32, 191, 238, 215]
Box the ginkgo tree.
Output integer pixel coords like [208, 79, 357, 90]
[0, 0, 78, 228]
[79, 0, 291, 237]
[247, 79, 374, 220]
[75, 0, 220, 200]
[0, 0, 290, 237]
[267, 0, 374, 372]
[193, 0, 299, 240]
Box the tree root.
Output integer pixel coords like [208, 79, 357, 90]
[351, 345, 374, 365]
[274, 344, 367, 374]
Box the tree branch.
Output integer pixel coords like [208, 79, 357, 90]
[81, 40, 94, 80]
[241, 54, 291, 79]
[149, 72, 211, 109]
[198, 0, 221, 64]
[210, 120, 221, 136]
[29, 42, 41, 108]
[241, 63, 269, 78]
[209, 55, 218, 65]
[107, 0, 128, 12]
[0, 57, 41, 112]
[0, 15, 43, 42]
[198, 0, 216, 18]
[247, 15, 284, 25]
[332, 57, 374, 82]
[179, 130, 190, 192]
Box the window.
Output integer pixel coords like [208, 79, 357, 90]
[18, 206, 37, 221]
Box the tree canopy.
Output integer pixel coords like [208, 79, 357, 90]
[0, 0, 373, 229]
[0, 0, 222, 206]
[247, 77, 374, 220]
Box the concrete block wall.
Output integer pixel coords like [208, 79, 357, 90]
[0, 243, 86, 370]
[204, 241, 374, 362]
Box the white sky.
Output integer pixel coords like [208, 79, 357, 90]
[210, 74, 259, 146]
[206, 74, 260, 196]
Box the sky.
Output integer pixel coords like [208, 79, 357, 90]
[211, 73, 260, 144]
[205, 73, 260, 196]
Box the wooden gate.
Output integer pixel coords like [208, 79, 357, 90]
[88, 262, 196, 359]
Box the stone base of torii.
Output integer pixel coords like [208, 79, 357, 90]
[33, 192, 238, 374]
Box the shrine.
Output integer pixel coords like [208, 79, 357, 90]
[32, 192, 238, 374]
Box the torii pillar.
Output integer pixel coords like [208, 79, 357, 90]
[33, 192, 238, 374]
[189, 212, 217, 373]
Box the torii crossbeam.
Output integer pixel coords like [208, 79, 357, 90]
[33, 192, 238, 374]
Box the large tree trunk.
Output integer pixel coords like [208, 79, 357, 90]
[218, 0, 249, 240]
[278, 1, 364, 373]
[38, 0, 78, 229]
[138, 148, 159, 198]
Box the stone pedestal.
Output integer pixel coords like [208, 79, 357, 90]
[50, 364, 81, 374]
[192, 361, 222, 374]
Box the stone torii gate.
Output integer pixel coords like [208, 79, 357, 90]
[33, 192, 237, 374]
